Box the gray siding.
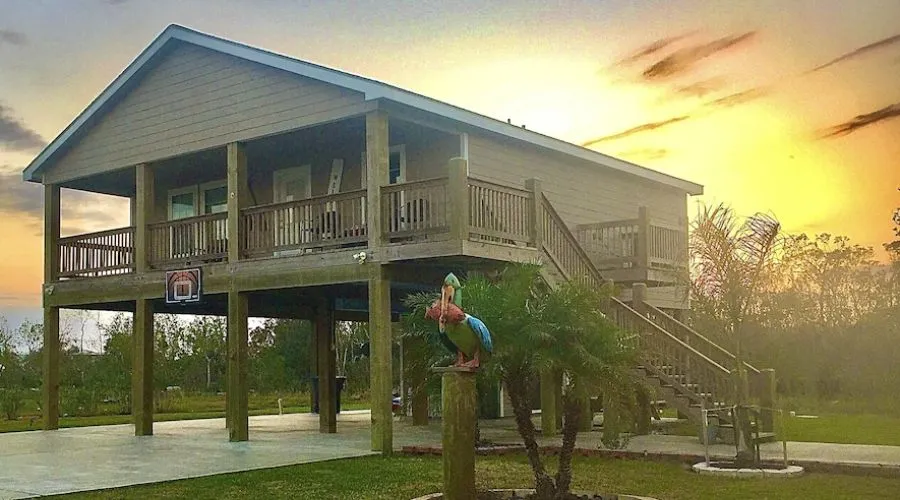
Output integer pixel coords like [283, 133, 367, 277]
[45, 43, 365, 184]
[467, 134, 688, 228]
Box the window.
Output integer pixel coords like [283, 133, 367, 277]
[200, 182, 228, 215]
[168, 181, 227, 220]
[389, 145, 406, 184]
[168, 187, 198, 220]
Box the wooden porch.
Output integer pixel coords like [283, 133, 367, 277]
[53, 172, 541, 280]
[574, 207, 688, 285]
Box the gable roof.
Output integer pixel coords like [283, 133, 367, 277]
[23, 24, 703, 195]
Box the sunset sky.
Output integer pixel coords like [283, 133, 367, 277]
[0, 0, 898, 333]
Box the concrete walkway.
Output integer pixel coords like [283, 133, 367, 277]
[0, 411, 380, 499]
[3, 412, 900, 498]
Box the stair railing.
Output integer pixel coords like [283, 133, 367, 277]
[643, 304, 760, 375]
[536, 194, 736, 409]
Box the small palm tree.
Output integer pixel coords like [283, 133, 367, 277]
[691, 203, 781, 466]
[404, 263, 632, 499]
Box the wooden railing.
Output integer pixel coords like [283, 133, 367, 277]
[648, 223, 687, 269]
[574, 219, 641, 269]
[381, 178, 449, 241]
[606, 298, 734, 407]
[468, 178, 533, 246]
[539, 194, 602, 289]
[644, 304, 760, 375]
[242, 190, 367, 257]
[575, 209, 688, 274]
[148, 213, 228, 267]
[537, 194, 738, 410]
[58, 227, 134, 278]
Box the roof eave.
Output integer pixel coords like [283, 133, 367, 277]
[23, 23, 704, 197]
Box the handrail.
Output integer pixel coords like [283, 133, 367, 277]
[59, 226, 136, 245]
[644, 303, 761, 375]
[242, 189, 367, 256]
[538, 193, 736, 408]
[147, 212, 227, 230]
[58, 226, 135, 278]
[380, 177, 447, 195]
[468, 176, 532, 198]
[148, 212, 229, 267]
[242, 189, 367, 214]
[469, 177, 532, 245]
[539, 194, 604, 289]
[608, 298, 731, 374]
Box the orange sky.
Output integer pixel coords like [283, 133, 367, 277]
[0, 0, 898, 321]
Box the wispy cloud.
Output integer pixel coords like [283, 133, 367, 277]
[672, 78, 726, 98]
[613, 32, 697, 67]
[642, 32, 757, 81]
[0, 29, 26, 46]
[615, 147, 670, 161]
[0, 104, 46, 152]
[808, 34, 900, 73]
[0, 168, 127, 234]
[823, 103, 900, 138]
[704, 86, 768, 109]
[586, 85, 769, 146]
[582, 115, 690, 146]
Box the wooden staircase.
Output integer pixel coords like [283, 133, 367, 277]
[535, 194, 776, 443]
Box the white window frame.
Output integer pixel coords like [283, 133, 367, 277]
[199, 180, 228, 215]
[167, 186, 199, 220]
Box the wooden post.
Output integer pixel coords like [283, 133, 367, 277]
[632, 282, 647, 315]
[525, 178, 542, 249]
[366, 110, 389, 249]
[636, 206, 650, 274]
[315, 297, 337, 433]
[369, 264, 393, 453]
[42, 184, 61, 430]
[134, 164, 154, 273]
[436, 367, 478, 500]
[539, 369, 557, 437]
[44, 185, 60, 282]
[403, 334, 429, 425]
[602, 390, 620, 445]
[309, 324, 318, 412]
[227, 290, 249, 442]
[133, 298, 154, 436]
[41, 307, 59, 430]
[758, 368, 776, 433]
[579, 395, 594, 432]
[227, 142, 248, 263]
[554, 369, 563, 431]
[447, 157, 469, 242]
[635, 387, 652, 435]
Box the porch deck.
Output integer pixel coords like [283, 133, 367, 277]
[54, 175, 685, 286]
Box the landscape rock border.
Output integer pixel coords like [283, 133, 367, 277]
[692, 461, 804, 478]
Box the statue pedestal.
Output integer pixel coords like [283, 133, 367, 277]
[434, 366, 478, 500]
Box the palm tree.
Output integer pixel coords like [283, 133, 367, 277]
[403, 263, 631, 499]
[690, 203, 781, 466]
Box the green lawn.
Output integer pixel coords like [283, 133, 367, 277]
[0, 391, 370, 434]
[665, 412, 900, 446]
[51, 454, 900, 500]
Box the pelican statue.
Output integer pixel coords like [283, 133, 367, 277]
[425, 273, 493, 368]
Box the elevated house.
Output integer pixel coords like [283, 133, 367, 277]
[25, 25, 774, 450]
